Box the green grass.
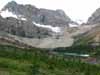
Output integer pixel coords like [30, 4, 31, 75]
[0, 45, 100, 75]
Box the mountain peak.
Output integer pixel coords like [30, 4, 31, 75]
[1, 1, 72, 26]
[87, 7, 100, 24]
[2, 1, 17, 11]
[0, 1, 75, 48]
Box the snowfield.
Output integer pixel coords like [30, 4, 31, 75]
[33, 22, 61, 33]
[0, 9, 27, 21]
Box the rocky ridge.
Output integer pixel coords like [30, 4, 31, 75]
[88, 8, 100, 24]
[0, 1, 75, 48]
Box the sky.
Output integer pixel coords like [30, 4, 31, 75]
[0, 0, 100, 23]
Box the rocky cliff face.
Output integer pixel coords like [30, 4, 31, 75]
[0, 15, 52, 38]
[76, 6, 100, 46]
[2, 1, 71, 26]
[0, 1, 73, 38]
[0, 1, 75, 48]
[73, 24, 100, 46]
[87, 8, 100, 24]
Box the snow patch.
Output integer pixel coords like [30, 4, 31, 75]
[0, 9, 27, 21]
[0, 9, 18, 19]
[69, 24, 78, 27]
[33, 22, 61, 33]
[20, 17, 27, 21]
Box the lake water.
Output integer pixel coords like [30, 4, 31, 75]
[62, 52, 90, 57]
